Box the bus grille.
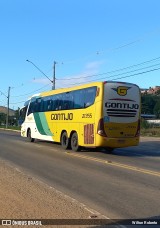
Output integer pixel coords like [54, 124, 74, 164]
[106, 109, 137, 117]
[84, 124, 94, 144]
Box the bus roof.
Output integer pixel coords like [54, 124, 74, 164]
[38, 81, 139, 98]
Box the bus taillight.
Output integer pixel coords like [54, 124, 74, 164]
[97, 118, 107, 137]
[96, 87, 100, 96]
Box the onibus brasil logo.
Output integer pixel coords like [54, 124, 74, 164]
[112, 86, 131, 96]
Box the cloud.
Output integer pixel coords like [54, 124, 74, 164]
[56, 60, 104, 89]
[85, 60, 104, 70]
[30, 60, 104, 90]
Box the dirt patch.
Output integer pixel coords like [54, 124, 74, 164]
[0, 159, 104, 227]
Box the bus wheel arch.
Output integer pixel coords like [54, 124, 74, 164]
[27, 128, 35, 142]
[70, 131, 81, 152]
[60, 130, 70, 149]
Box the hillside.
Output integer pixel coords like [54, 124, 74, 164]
[0, 106, 15, 116]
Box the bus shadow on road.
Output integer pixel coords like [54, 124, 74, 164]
[30, 138, 160, 157]
[78, 140, 160, 157]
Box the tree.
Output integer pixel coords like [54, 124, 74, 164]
[0, 113, 6, 125]
[153, 100, 160, 118]
[155, 88, 160, 95]
[141, 95, 156, 114]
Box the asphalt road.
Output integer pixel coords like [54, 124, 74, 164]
[0, 129, 160, 220]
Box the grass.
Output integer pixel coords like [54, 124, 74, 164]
[0, 125, 21, 131]
[140, 119, 160, 137]
[140, 127, 160, 137]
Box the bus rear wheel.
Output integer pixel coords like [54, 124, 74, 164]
[61, 131, 70, 149]
[105, 147, 114, 153]
[71, 132, 81, 152]
[27, 129, 35, 142]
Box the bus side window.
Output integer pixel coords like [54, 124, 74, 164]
[53, 95, 60, 110]
[84, 87, 97, 108]
[51, 95, 56, 111]
[73, 89, 85, 109]
[39, 100, 44, 112]
[47, 99, 53, 111]
[66, 92, 74, 109]
[58, 94, 63, 110]
[35, 98, 42, 112]
[43, 97, 48, 111]
[62, 92, 73, 110]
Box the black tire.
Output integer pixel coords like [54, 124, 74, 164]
[27, 129, 35, 142]
[105, 147, 114, 153]
[71, 132, 81, 152]
[61, 131, 70, 149]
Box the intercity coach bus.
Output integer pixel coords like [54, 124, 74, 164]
[20, 81, 141, 151]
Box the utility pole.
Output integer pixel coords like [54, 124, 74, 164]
[26, 59, 56, 90]
[6, 86, 11, 129]
[52, 61, 57, 90]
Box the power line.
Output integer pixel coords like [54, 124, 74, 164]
[55, 27, 160, 67]
[26, 60, 53, 84]
[113, 67, 160, 81]
[26, 59, 57, 90]
[57, 56, 160, 81]
[5, 54, 160, 106]
[103, 62, 160, 80]
[10, 100, 26, 105]
[12, 83, 52, 98]
[57, 38, 141, 66]
[10, 83, 52, 107]
[7, 66, 160, 107]
[63, 66, 160, 87]
[10, 67, 160, 108]
[0, 99, 6, 103]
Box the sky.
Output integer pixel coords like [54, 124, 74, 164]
[0, 0, 160, 110]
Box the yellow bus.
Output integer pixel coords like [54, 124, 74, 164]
[20, 81, 141, 152]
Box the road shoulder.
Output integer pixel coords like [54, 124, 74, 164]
[0, 159, 99, 220]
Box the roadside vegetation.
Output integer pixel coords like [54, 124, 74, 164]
[0, 125, 20, 131]
[141, 91, 160, 137]
[141, 92, 160, 118]
[140, 119, 160, 137]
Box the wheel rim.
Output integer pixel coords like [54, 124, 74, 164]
[61, 132, 69, 149]
[72, 136, 77, 147]
[62, 134, 68, 146]
[71, 133, 79, 151]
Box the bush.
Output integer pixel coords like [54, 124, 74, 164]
[141, 119, 150, 129]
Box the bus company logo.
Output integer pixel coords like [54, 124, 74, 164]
[112, 86, 131, 96]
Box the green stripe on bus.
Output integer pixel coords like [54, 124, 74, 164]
[39, 113, 53, 136]
[34, 113, 52, 136]
[34, 113, 46, 135]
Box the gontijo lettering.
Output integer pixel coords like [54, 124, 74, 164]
[51, 113, 73, 120]
[105, 102, 139, 109]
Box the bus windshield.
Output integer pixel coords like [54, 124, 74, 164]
[19, 100, 30, 124]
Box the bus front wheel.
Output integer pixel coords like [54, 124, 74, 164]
[61, 131, 70, 149]
[71, 132, 81, 152]
[27, 129, 35, 142]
